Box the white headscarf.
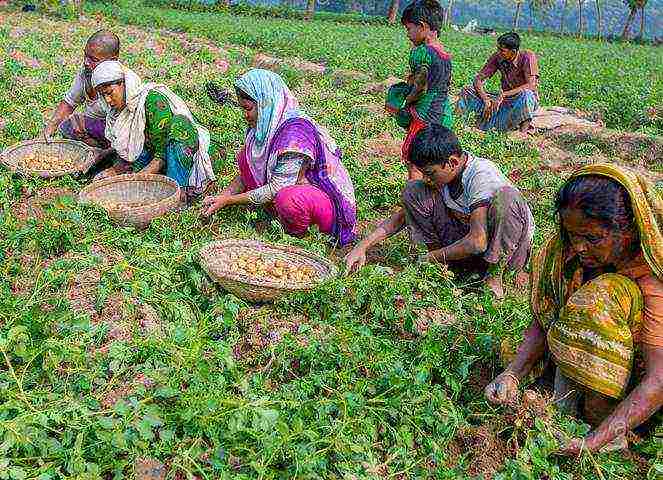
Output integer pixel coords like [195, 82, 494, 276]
[92, 61, 215, 191]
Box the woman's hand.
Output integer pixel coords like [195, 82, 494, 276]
[201, 193, 230, 217]
[344, 245, 368, 273]
[555, 438, 584, 457]
[485, 371, 520, 405]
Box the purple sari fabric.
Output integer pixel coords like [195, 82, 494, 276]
[261, 117, 357, 246]
[59, 113, 109, 147]
[235, 69, 357, 245]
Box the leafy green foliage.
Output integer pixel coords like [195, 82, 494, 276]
[0, 5, 660, 480]
[87, 0, 663, 134]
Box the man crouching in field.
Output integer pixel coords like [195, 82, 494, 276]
[345, 125, 534, 297]
[456, 32, 539, 136]
[42, 30, 120, 148]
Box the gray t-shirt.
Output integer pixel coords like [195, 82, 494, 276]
[442, 153, 511, 214]
[63, 68, 106, 119]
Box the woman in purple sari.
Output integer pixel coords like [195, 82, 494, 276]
[202, 69, 357, 246]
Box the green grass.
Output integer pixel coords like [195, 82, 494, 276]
[88, 0, 663, 135]
[0, 6, 662, 480]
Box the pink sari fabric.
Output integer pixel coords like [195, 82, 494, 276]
[238, 146, 258, 191]
[238, 147, 335, 237]
[274, 185, 334, 236]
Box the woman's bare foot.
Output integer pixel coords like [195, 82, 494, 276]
[485, 273, 504, 299]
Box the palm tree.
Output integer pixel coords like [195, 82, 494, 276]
[387, 0, 400, 24]
[305, 0, 316, 20]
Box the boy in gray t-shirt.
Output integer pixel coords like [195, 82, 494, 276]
[42, 30, 120, 148]
[346, 125, 534, 298]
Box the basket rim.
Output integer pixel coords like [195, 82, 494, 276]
[0, 138, 96, 178]
[199, 239, 338, 292]
[78, 173, 182, 215]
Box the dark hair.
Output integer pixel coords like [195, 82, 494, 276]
[555, 175, 635, 232]
[401, 0, 443, 33]
[235, 87, 255, 103]
[498, 32, 520, 51]
[87, 30, 120, 57]
[409, 125, 463, 169]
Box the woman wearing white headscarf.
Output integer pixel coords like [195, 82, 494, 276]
[91, 61, 217, 197]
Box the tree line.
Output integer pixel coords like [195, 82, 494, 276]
[42, 0, 658, 41]
[301, 0, 654, 40]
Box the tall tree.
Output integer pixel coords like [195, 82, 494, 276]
[305, 0, 316, 20]
[621, 0, 646, 39]
[528, 0, 554, 30]
[639, 0, 647, 39]
[444, 0, 455, 28]
[387, 0, 400, 24]
[559, 0, 569, 33]
[595, 0, 603, 39]
[513, 0, 523, 30]
[577, 0, 585, 35]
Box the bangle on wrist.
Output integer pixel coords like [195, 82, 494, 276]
[501, 370, 520, 386]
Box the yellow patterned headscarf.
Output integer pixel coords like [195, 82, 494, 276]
[571, 163, 663, 280]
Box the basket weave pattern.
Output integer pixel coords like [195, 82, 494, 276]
[0, 139, 95, 178]
[79, 173, 181, 228]
[199, 239, 337, 302]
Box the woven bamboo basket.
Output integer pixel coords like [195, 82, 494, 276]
[199, 239, 337, 303]
[79, 174, 182, 228]
[0, 139, 96, 178]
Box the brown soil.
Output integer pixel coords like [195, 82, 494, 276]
[413, 306, 457, 336]
[541, 127, 663, 174]
[356, 103, 385, 116]
[10, 186, 74, 226]
[134, 302, 163, 337]
[453, 425, 512, 479]
[9, 49, 41, 68]
[332, 69, 370, 87]
[135, 457, 166, 480]
[100, 373, 155, 409]
[232, 309, 309, 366]
[67, 268, 102, 319]
[361, 76, 401, 95]
[446, 389, 554, 479]
[465, 360, 494, 397]
[364, 132, 402, 163]
[253, 53, 325, 75]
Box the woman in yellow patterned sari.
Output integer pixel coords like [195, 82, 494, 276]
[485, 163, 663, 455]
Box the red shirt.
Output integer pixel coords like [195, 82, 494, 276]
[477, 49, 539, 93]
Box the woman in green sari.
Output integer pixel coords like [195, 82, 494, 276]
[486, 163, 663, 455]
[90, 61, 218, 198]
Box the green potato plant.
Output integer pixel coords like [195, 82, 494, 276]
[0, 4, 661, 479]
